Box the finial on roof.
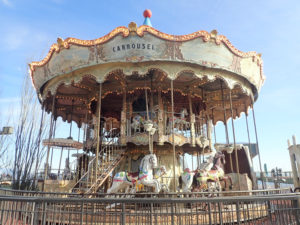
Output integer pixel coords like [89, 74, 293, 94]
[143, 9, 152, 27]
[128, 22, 137, 33]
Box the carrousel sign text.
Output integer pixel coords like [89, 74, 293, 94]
[112, 43, 155, 52]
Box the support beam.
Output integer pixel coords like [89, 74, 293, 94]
[245, 105, 253, 165]
[229, 90, 241, 190]
[207, 118, 213, 150]
[171, 79, 177, 192]
[120, 87, 127, 146]
[251, 101, 265, 189]
[34, 105, 45, 188]
[220, 81, 233, 172]
[157, 87, 164, 145]
[212, 109, 217, 143]
[188, 92, 196, 147]
[58, 147, 64, 177]
[95, 83, 102, 185]
[42, 95, 56, 191]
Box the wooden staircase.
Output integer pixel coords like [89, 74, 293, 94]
[72, 133, 126, 194]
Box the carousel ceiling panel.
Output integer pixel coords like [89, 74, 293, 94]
[30, 23, 264, 102]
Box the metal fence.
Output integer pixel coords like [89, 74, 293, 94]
[0, 187, 293, 198]
[0, 192, 299, 224]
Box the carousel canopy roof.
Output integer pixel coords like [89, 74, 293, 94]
[29, 12, 265, 126]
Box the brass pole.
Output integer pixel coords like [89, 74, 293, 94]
[69, 99, 74, 138]
[42, 95, 55, 191]
[49, 120, 57, 173]
[251, 100, 265, 189]
[212, 109, 217, 143]
[83, 108, 88, 149]
[95, 83, 102, 186]
[58, 147, 64, 177]
[220, 81, 233, 172]
[145, 87, 149, 121]
[34, 104, 45, 188]
[220, 81, 230, 143]
[171, 79, 177, 192]
[145, 86, 152, 153]
[245, 105, 253, 166]
[229, 90, 241, 190]
[188, 92, 195, 146]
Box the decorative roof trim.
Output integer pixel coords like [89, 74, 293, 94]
[29, 23, 264, 87]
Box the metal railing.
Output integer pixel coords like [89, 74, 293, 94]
[0, 193, 299, 225]
[0, 187, 293, 199]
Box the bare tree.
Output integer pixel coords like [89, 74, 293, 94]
[0, 121, 12, 175]
[12, 74, 49, 190]
[0, 96, 13, 177]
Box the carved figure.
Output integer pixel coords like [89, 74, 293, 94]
[178, 152, 232, 192]
[167, 108, 190, 133]
[107, 154, 165, 193]
[178, 168, 197, 192]
[194, 151, 232, 191]
[131, 115, 158, 134]
[131, 115, 144, 133]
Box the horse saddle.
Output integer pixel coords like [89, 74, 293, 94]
[126, 171, 139, 183]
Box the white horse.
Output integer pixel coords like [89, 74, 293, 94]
[167, 108, 189, 133]
[179, 152, 231, 192]
[178, 168, 197, 192]
[131, 115, 158, 134]
[178, 151, 216, 192]
[131, 115, 144, 133]
[107, 154, 162, 193]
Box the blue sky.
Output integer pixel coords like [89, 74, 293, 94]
[0, 0, 300, 171]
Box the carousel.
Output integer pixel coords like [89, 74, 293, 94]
[29, 10, 265, 195]
[2, 10, 299, 225]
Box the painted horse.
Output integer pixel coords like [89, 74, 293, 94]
[178, 168, 197, 192]
[194, 151, 232, 191]
[107, 154, 162, 193]
[167, 108, 190, 133]
[131, 115, 158, 134]
[179, 152, 232, 192]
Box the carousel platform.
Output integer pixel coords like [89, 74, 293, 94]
[0, 188, 299, 225]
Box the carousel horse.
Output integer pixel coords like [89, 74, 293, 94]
[107, 154, 162, 193]
[131, 115, 158, 134]
[194, 151, 233, 191]
[178, 151, 216, 192]
[167, 108, 189, 133]
[178, 168, 197, 192]
[153, 165, 169, 192]
[131, 115, 145, 133]
[179, 152, 232, 192]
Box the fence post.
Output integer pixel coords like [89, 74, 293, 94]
[42, 201, 47, 225]
[292, 199, 300, 225]
[236, 202, 241, 225]
[267, 199, 273, 222]
[0, 200, 6, 225]
[121, 203, 126, 225]
[208, 203, 212, 225]
[218, 202, 223, 225]
[80, 201, 84, 225]
[32, 201, 40, 225]
[171, 202, 174, 225]
[150, 202, 153, 225]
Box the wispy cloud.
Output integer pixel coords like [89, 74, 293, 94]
[0, 73, 23, 85]
[1, 0, 13, 7]
[50, 0, 64, 4]
[0, 97, 20, 103]
[1, 26, 29, 51]
[0, 23, 53, 57]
